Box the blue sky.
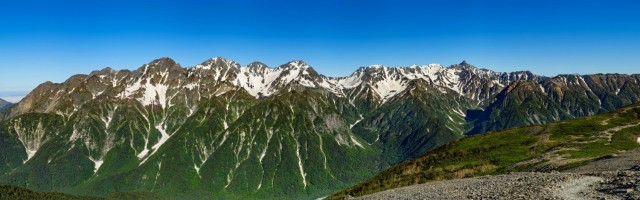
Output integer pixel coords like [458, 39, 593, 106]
[1, 0, 639, 97]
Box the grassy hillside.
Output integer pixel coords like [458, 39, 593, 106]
[330, 104, 640, 199]
[0, 184, 99, 200]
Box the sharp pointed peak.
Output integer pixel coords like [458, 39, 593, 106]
[141, 57, 180, 72]
[202, 56, 237, 64]
[88, 67, 117, 77]
[208, 56, 234, 62]
[366, 64, 386, 69]
[196, 56, 240, 69]
[447, 60, 478, 70]
[246, 62, 272, 73]
[425, 63, 445, 68]
[247, 61, 268, 67]
[149, 57, 176, 64]
[285, 60, 309, 66]
[279, 60, 312, 70]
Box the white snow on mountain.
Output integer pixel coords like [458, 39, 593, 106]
[66, 58, 533, 110]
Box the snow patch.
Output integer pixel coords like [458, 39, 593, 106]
[151, 124, 170, 152]
[25, 150, 37, 162]
[454, 108, 466, 117]
[137, 149, 150, 159]
[140, 83, 169, 109]
[335, 74, 362, 89]
[235, 66, 281, 97]
[183, 83, 198, 90]
[350, 114, 364, 128]
[122, 79, 142, 98]
[296, 146, 307, 189]
[13, 120, 47, 163]
[350, 135, 364, 148]
[89, 157, 103, 174]
[140, 123, 171, 164]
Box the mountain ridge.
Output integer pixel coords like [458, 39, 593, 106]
[6, 57, 544, 118]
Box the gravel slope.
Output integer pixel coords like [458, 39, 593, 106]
[353, 172, 611, 200]
[352, 148, 640, 200]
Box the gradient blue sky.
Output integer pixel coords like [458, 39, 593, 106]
[1, 0, 640, 97]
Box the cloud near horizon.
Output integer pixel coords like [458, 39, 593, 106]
[0, 96, 25, 103]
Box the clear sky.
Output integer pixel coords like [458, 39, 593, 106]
[1, 0, 640, 98]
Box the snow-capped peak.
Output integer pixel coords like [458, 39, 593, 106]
[29, 57, 541, 115]
[367, 65, 385, 69]
[196, 57, 240, 70]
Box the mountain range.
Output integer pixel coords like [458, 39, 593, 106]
[0, 57, 639, 199]
[0, 98, 11, 112]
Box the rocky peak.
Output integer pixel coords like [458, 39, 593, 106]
[145, 57, 180, 71]
[197, 57, 240, 70]
[279, 60, 314, 74]
[88, 67, 116, 77]
[504, 80, 542, 94]
[246, 62, 270, 74]
[449, 60, 477, 71]
[7, 57, 564, 118]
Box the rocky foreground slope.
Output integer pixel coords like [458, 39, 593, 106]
[352, 150, 640, 200]
[332, 104, 640, 199]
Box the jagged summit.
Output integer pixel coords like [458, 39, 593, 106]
[8, 57, 550, 118]
[149, 57, 177, 65]
[195, 57, 240, 70]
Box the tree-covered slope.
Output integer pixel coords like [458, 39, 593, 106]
[469, 75, 640, 134]
[0, 91, 379, 199]
[0, 184, 98, 200]
[353, 79, 472, 167]
[0, 183, 165, 200]
[331, 104, 640, 199]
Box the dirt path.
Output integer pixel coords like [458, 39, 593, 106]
[601, 122, 640, 144]
[555, 176, 603, 200]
